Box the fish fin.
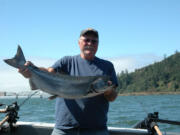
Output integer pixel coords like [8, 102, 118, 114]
[29, 79, 38, 90]
[48, 95, 58, 100]
[4, 45, 26, 69]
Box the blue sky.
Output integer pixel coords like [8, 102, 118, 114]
[0, 0, 180, 92]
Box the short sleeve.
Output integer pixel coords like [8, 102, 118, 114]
[109, 63, 118, 87]
[51, 56, 71, 74]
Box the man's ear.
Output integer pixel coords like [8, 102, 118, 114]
[78, 39, 80, 45]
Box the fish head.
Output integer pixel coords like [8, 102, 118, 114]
[88, 76, 111, 94]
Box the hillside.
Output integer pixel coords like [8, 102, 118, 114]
[117, 51, 180, 93]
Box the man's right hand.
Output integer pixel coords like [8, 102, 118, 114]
[18, 61, 34, 78]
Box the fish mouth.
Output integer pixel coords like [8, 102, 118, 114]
[87, 89, 99, 94]
[86, 84, 100, 95]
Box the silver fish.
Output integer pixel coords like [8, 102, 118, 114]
[4, 46, 115, 99]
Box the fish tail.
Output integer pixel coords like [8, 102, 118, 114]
[4, 45, 26, 69]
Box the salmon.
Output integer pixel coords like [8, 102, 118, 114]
[4, 46, 115, 99]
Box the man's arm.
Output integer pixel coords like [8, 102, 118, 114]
[18, 61, 55, 78]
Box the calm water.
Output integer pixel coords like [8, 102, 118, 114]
[0, 95, 180, 133]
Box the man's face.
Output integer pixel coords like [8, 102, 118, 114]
[78, 34, 98, 60]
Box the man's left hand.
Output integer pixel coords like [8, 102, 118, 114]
[104, 81, 118, 102]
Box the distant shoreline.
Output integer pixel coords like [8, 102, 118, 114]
[118, 91, 180, 96]
[1, 91, 180, 98]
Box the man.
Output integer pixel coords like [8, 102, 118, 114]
[19, 28, 118, 135]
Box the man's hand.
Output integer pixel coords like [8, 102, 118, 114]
[104, 81, 118, 102]
[18, 61, 34, 78]
[18, 61, 55, 78]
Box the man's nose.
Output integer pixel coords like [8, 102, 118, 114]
[87, 41, 93, 45]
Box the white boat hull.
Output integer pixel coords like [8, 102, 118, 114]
[0, 122, 179, 135]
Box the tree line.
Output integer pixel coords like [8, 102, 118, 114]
[116, 51, 180, 93]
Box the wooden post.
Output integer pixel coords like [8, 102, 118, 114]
[154, 125, 162, 135]
[0, 109, 7, 113]
[0, 116, 9, 127]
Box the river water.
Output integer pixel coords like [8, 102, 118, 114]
[0, 94, 180, 133]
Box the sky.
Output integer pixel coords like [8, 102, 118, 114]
[0, 0, 180, 92]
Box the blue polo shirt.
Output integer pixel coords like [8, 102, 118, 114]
[52, 55, 118, 129]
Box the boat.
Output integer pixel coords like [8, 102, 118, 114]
[1, 101, 180, 135]
[1, 121, 180, 135]
[1, 121, 149, 135]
